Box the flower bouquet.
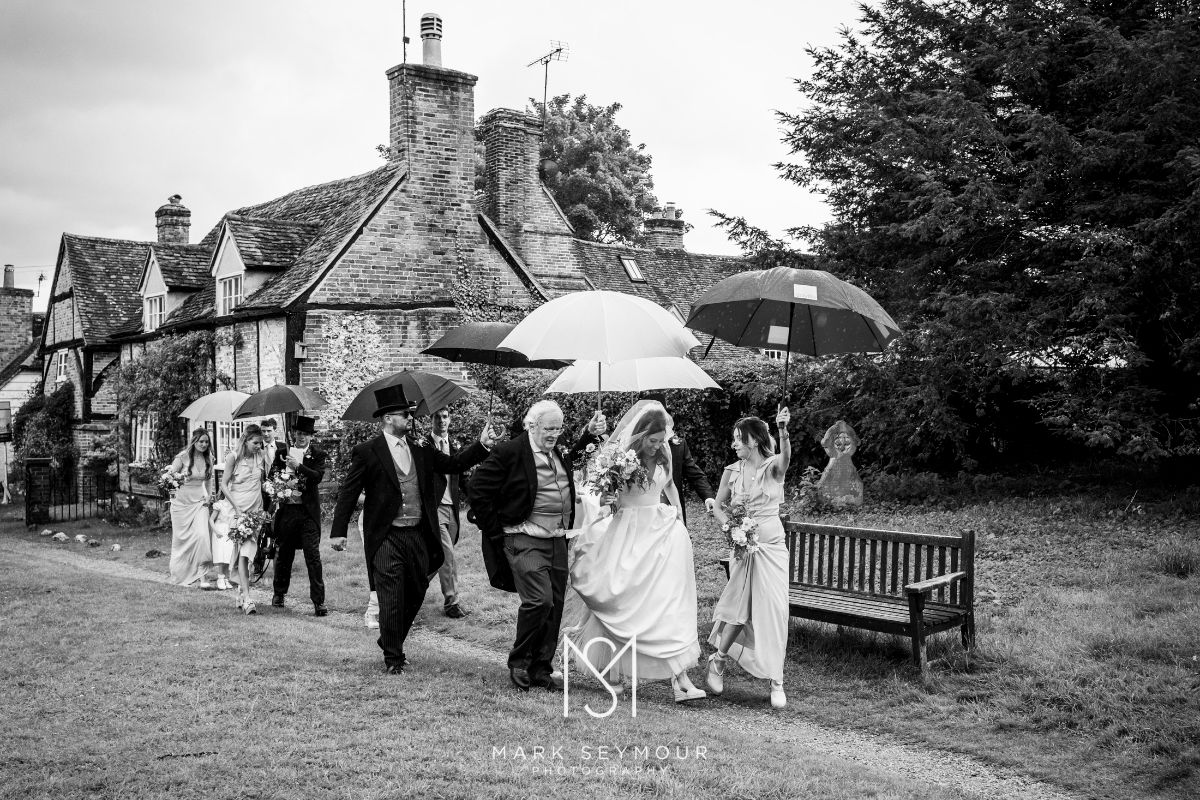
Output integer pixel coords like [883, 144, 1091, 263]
[228, 509, 271, 545]
[720, 501, 760, 560]
[157, 467, 186, 499]
[264, 467, 305, 506]
[582, 442, 649, 497]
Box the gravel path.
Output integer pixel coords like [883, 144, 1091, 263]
[4, 536, 1090, 800]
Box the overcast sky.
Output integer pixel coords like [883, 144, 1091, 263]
[0, 0, 868, 311]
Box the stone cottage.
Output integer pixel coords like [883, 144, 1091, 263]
[37, 14, 747, 496]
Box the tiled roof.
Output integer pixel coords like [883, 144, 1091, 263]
[0, 340, 40, 388]
[61, 234, 152, 345]
[233, 163, 404, 310]
[572, 241, 746, 319]
[225, 216, 319, 271]
[161, 281, 215, 329]
[152, 242, 211, 289]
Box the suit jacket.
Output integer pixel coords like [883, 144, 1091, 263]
[271, 441, 327, 523]
[468, 431, 582, 592]
[670, 437, 715, 525]
[429, 434, 467, 536]
[330, 434, 489, 570]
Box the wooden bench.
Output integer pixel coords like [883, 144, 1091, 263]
[784, 521, 976, 673]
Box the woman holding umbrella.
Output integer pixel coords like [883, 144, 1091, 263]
[706, 406, 792, 709]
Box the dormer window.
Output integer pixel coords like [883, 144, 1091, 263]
[668, 304, 685, 324]
[619, 256, 646, 283]
[144, 295, 165, 332]
[219, 275, 243, 316]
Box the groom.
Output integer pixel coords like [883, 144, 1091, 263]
[469, 400, 603, 691]
[330, 384, 493, 673]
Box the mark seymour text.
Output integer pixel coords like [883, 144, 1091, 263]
[493, 744, 707, 761]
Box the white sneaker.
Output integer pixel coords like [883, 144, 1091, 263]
[198, 578, 213, 589]
[216, 575, 232, 591]
[364, 611, 379, 629]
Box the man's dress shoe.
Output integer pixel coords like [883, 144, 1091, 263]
[509, 667, 532, 691]
[314, 604, 329, 617]
[271, 595, 285, 607]
[528, 670, 562, 692]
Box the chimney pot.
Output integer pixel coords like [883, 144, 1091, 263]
[421, 12, 443, 67]
[3, 264, 13, 289]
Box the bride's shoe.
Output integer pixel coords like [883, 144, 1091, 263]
[216, 575, 232, 591]
[706, 653, 726, 696]
[769, 681, 786, 709]
[671, 674, 706, 703]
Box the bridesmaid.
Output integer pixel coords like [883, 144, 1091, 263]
[706, 407, 792, 709]
[220, 424, 266, 614]
[168, 429, 217, 587]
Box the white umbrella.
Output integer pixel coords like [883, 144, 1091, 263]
[499, 290, 700, 363]
[545, 357, 719, 394]
[179, 390, 251, 422]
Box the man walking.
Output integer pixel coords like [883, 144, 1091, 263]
[330, 386, 492, 674]
[270, 416, 329, 616]
[429, 408, 468, 619]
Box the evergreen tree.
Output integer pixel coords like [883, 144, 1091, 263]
[723, 0, 1200, 465]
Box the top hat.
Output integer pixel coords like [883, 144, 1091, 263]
[292, 416, 316, 435]
[373, 384, 418, 417]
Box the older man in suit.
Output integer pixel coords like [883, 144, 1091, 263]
[469, 400, 603, 691]
[270, 415, 329, 615]
[330, 385, 493, 674]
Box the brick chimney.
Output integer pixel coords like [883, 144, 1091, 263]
[385, 12, 477, 203]
[0, 264, 33, 368]
[643, 203, 687, 250]
[479, 108, 543, 235]
[155, 194, 191, 244]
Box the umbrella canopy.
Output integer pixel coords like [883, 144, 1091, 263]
[545, 357, 719, 394]
[499, 290, 700, 364]
[179, 390, 251, 423]
[422, 321, 570, 370]
[233, 384, 329, 419]
[341, 370, 472, 422]
[685, 267, 900, 356]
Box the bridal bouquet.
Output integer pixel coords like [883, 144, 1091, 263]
[228, 509, 271, 545]
[583, 442, 649, 496]
[264, 467, 305, 504]
[157, 467, 185, 499]
[721, 501, 760, 560]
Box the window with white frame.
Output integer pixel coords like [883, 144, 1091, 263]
[132, 413, 158, 463]
[53, 350, 69, 383]
[761, 349, 787, 361]
[219, 275, 243, 316]
[144, 295, 165, 332]
[668, 305, 685, 324]
[619, 256, 646, 283]
[215, 420, 245, 461]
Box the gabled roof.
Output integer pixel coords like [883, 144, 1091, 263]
[0, 341, 40, 388]
[60, 234, 152, 345]
[224, 216, 320, 271]
[234, 163, 404, 310]
[151, 242, 211, 289]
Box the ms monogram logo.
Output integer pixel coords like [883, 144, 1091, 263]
[561, 635, 638, 718]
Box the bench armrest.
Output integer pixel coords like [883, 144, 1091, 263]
[904, 571, 967, 596]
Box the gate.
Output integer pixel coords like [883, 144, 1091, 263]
[24, 457, 118, 524]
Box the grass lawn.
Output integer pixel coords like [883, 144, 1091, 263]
[4, 488, 1198, 799]
[3, 518, 966, 800]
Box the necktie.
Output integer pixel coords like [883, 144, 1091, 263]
[394, 437, 411, 473]
[437, 437, 449, 455]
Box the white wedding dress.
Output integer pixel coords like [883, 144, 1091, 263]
[565, 464, 702, 680]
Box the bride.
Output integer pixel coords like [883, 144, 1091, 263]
[565, 400, 706, 703]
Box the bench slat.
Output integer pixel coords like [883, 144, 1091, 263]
[789, 586, 965, 625]
[785, 521, 964, 548]
[838, 535, 847, 590]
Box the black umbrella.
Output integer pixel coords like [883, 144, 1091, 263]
[421, 321, 569, 415]
[685, 266, 901, 397]
[341, 370, 472, 422]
